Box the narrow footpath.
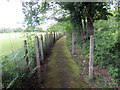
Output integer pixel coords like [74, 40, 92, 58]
[45, 36, 89, 88]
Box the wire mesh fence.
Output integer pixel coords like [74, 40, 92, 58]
[1, 32, 64, 88]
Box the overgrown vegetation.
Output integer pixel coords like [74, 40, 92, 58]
[1, 0, 119, 88]
[47, 1, 120, 87]
[79, 18, 119, 85]
[1, 30, 47, 88]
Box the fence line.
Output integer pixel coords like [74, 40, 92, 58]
[34, 32, 63, 83]
[3, 31, 64, 88]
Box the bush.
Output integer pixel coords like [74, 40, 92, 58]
[77, 18, 120, 80]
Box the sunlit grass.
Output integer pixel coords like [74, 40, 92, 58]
[0, 32, 46, 56]
[0, 33, 24, 56]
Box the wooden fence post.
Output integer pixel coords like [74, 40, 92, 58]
[57, 33, 59, 40]
[45, 33, 48, 50]
[72, 32, 75, 55]
[52, 32, 54, 45]
[50, 32, 53, 47]
[89, 35, 94, 79]
[24, 40, 29, 72]
[56, 32, 58, 40]
[48, 34, 50, 49]
[41, 35, 44, 50]
[39, 35, 44, 64]
[35, 36, 41, 83]
[58, 33, 59, 39]
[53, 31, 56, 43]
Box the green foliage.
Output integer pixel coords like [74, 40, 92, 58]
[108, 66, 119, 78]
[22, 2, 40, 28]
[1, 32, 46, 88]
[55, 2, 113, 36]
[79, 18, 120, 81]
[94, 19, 118, 68]
[47, 21, 72, 33]
[1, 32, 45, 88]
[0, 33, 26, 88]
[22, 1, 48, 32]
[2, 48, 26, 88]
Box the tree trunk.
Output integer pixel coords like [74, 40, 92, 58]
[86, 2, 94, 35]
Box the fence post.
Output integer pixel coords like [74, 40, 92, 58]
[53, 31, 56, 43]
[57, 33, 59, 40]
[58, 33, 59, 39]
[24, 40, 29, 72]
[39, 35, 44, 64]
[35, 36, 41, 83]
[56, 32, 58, 40]
[51, 32, 54, 45]
[41, 35, 44, 50]
[72, 32, 75, 55]
[45, 33, 48, 50]
[50, 32, 53, 47]
[89, 35, 94, 79]
[48, 34, 50, 49]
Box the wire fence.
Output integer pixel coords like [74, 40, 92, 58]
[1, 32, 64, 88]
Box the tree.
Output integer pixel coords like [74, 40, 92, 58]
[48, 21, 72, 33]
[22, 1, 48, 32]
[54, 2, 113, 39]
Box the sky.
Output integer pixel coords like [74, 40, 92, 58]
[0, 0, 115, 30]
[0, 0, 57, 30]
[0, 0, 24, 29]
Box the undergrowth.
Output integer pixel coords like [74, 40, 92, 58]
[67, 18, 120, 88]
[1, 32, 39, 88]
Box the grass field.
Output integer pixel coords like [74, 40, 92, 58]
[0, 32, 46, 56]
[0, 33, 24, 56]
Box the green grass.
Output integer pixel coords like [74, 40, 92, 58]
[0, 33, 24, 56]
[46, 36, 90, 88]
[0, 32, 46, 56]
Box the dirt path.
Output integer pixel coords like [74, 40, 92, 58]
[45, 36, 90, 88]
